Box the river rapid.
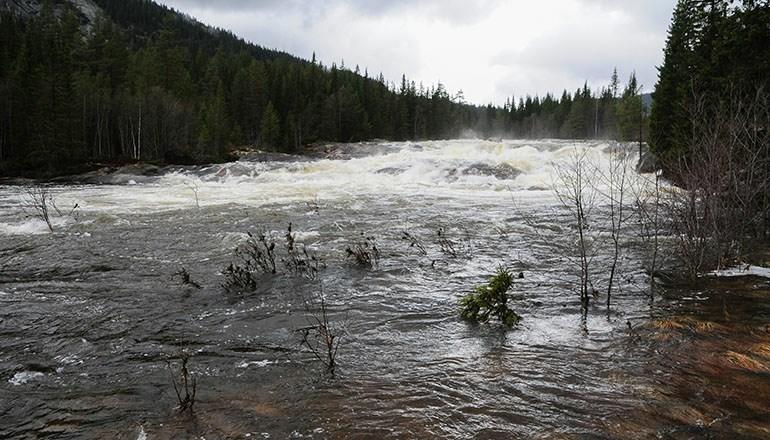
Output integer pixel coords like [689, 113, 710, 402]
[1, 139, 769, 439]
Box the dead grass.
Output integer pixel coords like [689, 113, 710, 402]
[650, 316, 726, 334]
[723, 351, 769, 373]
[749, 343, 770, 361]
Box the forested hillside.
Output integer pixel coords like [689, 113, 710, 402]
[650, 0, 770, 162]
[0, 0, 645, 177]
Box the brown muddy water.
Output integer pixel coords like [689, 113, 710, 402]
[0, 140, 768, 439]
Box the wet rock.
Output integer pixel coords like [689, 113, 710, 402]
[375, 167, 404, 175]
[462, 163, 522, 180]
[239, 151, 305, 163]
[305, 142, 400, 159]
[636, 149, 660, 174]
[114, 163, 161, 176]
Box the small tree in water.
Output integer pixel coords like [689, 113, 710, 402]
[459, 267, 521, 327]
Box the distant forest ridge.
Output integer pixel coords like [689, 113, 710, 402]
[0, 0, 645, 176]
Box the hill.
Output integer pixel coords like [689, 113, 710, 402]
[0, 0, 646, 177]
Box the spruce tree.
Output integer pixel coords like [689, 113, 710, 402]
[260, 101, 280, 151]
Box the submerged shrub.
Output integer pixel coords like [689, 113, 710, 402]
[222, 230, 277, 292]
[345, 233, 380, 269]
[298, 289, 343, 377]
[174, 267, 202, 289]
[166, 351, 197, 413]
[436, 226, 474, 259]
[21, 185, 80, 232]
[223, 224, 323, 292]
[282, 223, 321, 280]
[460, 267, 521, 327]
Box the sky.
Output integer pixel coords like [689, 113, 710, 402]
[158, 0, 677, 106]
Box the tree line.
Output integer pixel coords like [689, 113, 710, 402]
[1, 0, 645, 177]
[649, 0, 770, 244]
[650, 0, 770, 162]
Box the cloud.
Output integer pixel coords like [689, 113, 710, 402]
[158, 0, 676, 104]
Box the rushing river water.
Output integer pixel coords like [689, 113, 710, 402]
[0, 139, 769, 439]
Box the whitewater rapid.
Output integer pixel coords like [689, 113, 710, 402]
[0, 139, 625, 235]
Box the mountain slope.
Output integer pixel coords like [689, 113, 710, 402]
[0, 0, 489, 177]
[0, 0, 647, 178]
[1, 0, 99, 30]
[90, 0, 300, 63]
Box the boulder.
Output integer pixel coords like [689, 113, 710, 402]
[636, 149, 660, 174]
[462, 162, 522, 180]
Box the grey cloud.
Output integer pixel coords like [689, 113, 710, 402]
[158, 0, 677, 103]
[581, 0, 675, 26]
[162, 0, 293, 12]
[163, 0, 504, 25]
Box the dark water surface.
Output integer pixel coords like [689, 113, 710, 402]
[1, 140, 768, 439]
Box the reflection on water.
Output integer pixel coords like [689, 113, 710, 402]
[0, 140, 768, 438]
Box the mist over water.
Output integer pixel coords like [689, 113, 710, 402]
[1, 140, 768, 438]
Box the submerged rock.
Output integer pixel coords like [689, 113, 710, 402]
[462, 162, 522, 180]
[375, 167, 404, 175]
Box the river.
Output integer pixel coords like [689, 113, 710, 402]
[1, 139, 768, 439]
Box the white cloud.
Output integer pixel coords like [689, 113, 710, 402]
[159, 0, 676, 105]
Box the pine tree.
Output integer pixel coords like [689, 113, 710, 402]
[617, 72, 642, 142]
[198, 81, 230, 157]
[650, 0, 712, 159]
[260, 101, 280, 151]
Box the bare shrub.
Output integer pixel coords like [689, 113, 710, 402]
[282, 223, 320, 280]
[223, 224, 324, 291]
[166, 352, 197, 413]
[185, 181, 201, 209]
[436, 226, 474, 259]
[21, 186, 79, 232]
[24, 186, 54, 232]
[222, 231, 276, 292]
[222, 262, 257, 292]
[665, 87, 770, 278]
[173, 267, 202, 289]
[552, 147, 600, 308]
[345, 233, 380, 269]
[299, 287, 343, 377]
[594, 144, 635, 307]
[401, 230, 427, 256]
[631, 170, 667, 292]
[305, 194, 320, 214]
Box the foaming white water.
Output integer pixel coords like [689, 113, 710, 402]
[0, 140, 627, 223]
[9, 371, 45, 386]
[0, 216, 75, 236]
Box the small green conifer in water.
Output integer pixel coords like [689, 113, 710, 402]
[460, 266, 521, 326]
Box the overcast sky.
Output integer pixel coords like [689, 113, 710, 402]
[158, 0, 676, 105]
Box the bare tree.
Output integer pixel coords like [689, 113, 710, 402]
[594, 144, 634, 307]
[21, 185, 80, 233]
[186, 180, 200, 209]
[631, 169, 666, 293]
[23, 186, 55, 232]
[665, 86, 770, 278]
[552, 147, 600, 309]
